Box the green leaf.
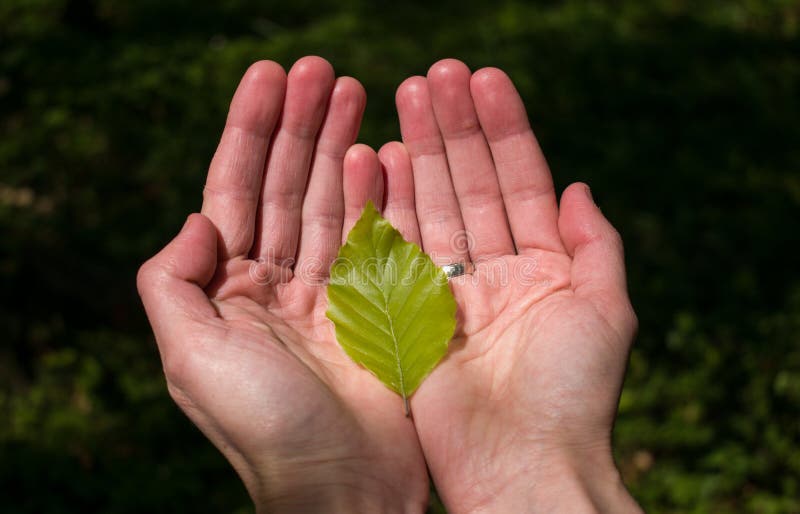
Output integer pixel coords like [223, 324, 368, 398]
[326, 201, 457, 415]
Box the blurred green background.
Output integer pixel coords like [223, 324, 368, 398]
[2, 0, 799, 512]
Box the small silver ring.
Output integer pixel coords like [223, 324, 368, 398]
[442, 262, 470, 280]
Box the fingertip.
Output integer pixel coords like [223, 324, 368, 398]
[396, 76, 428, 108]
[377, 141, 409, 168]
[344, 144, 383, 206]
[558, 182, 620, 258]
[427, 59, 472, 104]
[471, 66, 507, 85]
[395, 77, 440, 152]
[176, 214, 219, 284]
[343, 144, 384, 237]
[138, 214, 218, 296]
[333, 76, 367, 108]
[289, 55, 335, 84]
[426, 59, 479, 135]
[311, 76, 367, 162]
[345, 143, 379, 168]
[559, 183, 634, 339]
[137, 214, 220, 356]
[326, 77, 367, 146]
[427, 58, 471, 84]
[277, 56, 337, 142]
[226, 61, 287, 133]
[242, 60, 287, 88]
[563, 181, 594, 205]
[470, 67, 530, 140]
[379, 141, 420, 245]
[183, 212, 218, 242]
[379, 141, 414, 205]
[558, 183, 597, 248]
[469, 67, 510, 100]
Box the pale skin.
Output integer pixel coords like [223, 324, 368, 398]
[137, 56, 643, 513]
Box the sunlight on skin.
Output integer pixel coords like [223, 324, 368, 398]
[138, 57, 428, 514]
[139, 55, 642, 513]
[390, 59, 642, 513]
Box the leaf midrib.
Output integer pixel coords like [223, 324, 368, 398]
[384, 300, 408, 415]
[374, 225, 409, 415]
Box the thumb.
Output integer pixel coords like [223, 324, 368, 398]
[137, 213, 219, 352]
[558, 183, 637, 339]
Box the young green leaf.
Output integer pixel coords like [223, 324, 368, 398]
[326, 201, 457, 415]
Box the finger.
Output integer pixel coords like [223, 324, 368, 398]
[378, 142, 421, 246]
[471, 67, 564, 254]
[558, 183, 637, 339]
[252, 56, 336, 264]
[294, 77, 366, 284]
[202, 61, 286, 259]
[342, 144, 384, 240]
[137, 214, 222, 364]
[427, 59, 514, 260]
[396, 76, 468, 266]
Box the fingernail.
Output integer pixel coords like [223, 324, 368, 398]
[584, 185, 594, 203]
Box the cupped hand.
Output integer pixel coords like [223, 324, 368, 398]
[137, 57, 428, 514]
[384, 59, 643, 513]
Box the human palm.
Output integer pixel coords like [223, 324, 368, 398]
[385, 59, 639, 512]
[138, 57, 427, 513]
[140, 56, 641, 513]
[185, 266, 427, 511]
[415, 257, 635, 511]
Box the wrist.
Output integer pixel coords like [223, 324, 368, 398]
[244, 460, 427, 514]
[254, 486, 422, 514]
[518, 450, 642, 514]
[441, 444, 641, 514]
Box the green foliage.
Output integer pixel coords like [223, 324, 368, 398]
[1, 0, 799, 512]
[327, 202, 456, 411]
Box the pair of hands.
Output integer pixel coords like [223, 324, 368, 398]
[137, 56, 642, 513]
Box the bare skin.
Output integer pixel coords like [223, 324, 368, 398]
[138, 56, 642, 513]
[385, 59, 642, 513]
[137, 57, 428, 514]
